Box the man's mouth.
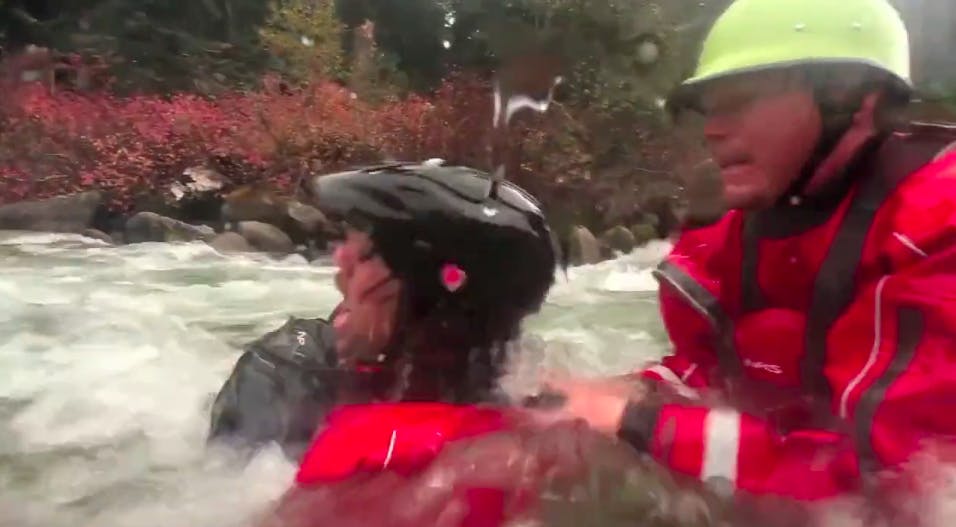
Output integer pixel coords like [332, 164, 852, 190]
[715, 153, 751, 169]
[717, 158, 748, 170]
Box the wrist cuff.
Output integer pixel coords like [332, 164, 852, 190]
[615, 397, 663, 453]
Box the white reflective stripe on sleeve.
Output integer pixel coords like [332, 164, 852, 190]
[701, 409, 741, 485]
[646, 364, 700, 400]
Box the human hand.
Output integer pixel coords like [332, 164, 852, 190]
[332, 230, 402, 364]
[525, 371, 646, 436]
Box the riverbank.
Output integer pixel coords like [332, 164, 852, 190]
[0, 76, 685, 263]
[0, 181, 667, 266]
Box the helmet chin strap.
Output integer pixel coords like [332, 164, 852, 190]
[776, 99, 860, 208]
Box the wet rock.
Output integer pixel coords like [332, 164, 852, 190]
[208, 232, 254, 254]
[630, 223, 658, 247]
[286, 200, 332, 236]
[568, 225, 602, 266]
[125, 212, 215, 244]
[292, 242, 326, 262]
[222, 185, 336, 247]
[222, 185, 288, 225]
[81, 228, 113, 244]
[168, 166, 229, 203]
[168, 166, 231, 227]
[237, 221, 294, 253]
[637, 211, 660, 231]
[0, 190, 102, 233]
[129, 166, 230, 228]
[601, 225, 637, 254]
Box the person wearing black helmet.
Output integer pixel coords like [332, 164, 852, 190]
[206, 161, 558, 463]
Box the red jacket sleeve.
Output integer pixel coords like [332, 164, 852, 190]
[621, 233, 956, 502]
[638, 273, 718, 397]
[635, 225, 733, 399]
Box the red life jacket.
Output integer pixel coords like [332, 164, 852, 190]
[634, 123, 956, 502]
[296, 402, 508, 483]
[294, 402, 517, 527]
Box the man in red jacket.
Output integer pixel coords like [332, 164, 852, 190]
[544, 0, 956, 508]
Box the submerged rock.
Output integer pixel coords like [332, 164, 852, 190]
[81, 228, 113, 244]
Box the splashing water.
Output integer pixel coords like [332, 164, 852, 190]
[4, 232, 956, 526]
[492, 76, 564, 131]
[0, 231, 671, 527]
[489, 61, 564, 188]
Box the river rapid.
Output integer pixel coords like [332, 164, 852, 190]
[0, 231, 674, 527]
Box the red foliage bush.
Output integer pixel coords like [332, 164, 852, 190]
[0, 70, 672, 232]
[0, 74, 501, 211]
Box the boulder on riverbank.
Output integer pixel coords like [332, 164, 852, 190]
[0, 167, 677, 265]
[286, 200, 333, 238]
[601, 225, 637, 254]
[568, 226, 602, 266]
[0, 191, 103, 233]
[222, 184, 288, 226]
[125, 211, 216, 244]
[208, 231, 255, 254]
[237, 221, 295, 254]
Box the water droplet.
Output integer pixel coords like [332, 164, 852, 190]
[637, 40, 660, 65]
[490, 73, 563, 191]
[852, 22, 863, 30]
[789, 195, 802, 206]
[794, 22, 806, 31]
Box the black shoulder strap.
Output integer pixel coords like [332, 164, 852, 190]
[801, 126, 956, 399]
[248, 314, 338, 370]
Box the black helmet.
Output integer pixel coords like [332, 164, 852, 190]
[302, 161, 558, 353]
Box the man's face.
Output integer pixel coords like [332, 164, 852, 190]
[695, 71, 823, 210]
[331, 228, 401, 365]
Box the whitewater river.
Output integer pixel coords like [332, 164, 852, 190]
[0, 231, 675, 527]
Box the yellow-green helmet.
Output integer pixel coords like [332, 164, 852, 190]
[669, 0, 912, 112]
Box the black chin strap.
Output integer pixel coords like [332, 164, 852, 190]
[776, 96, 861, 208]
